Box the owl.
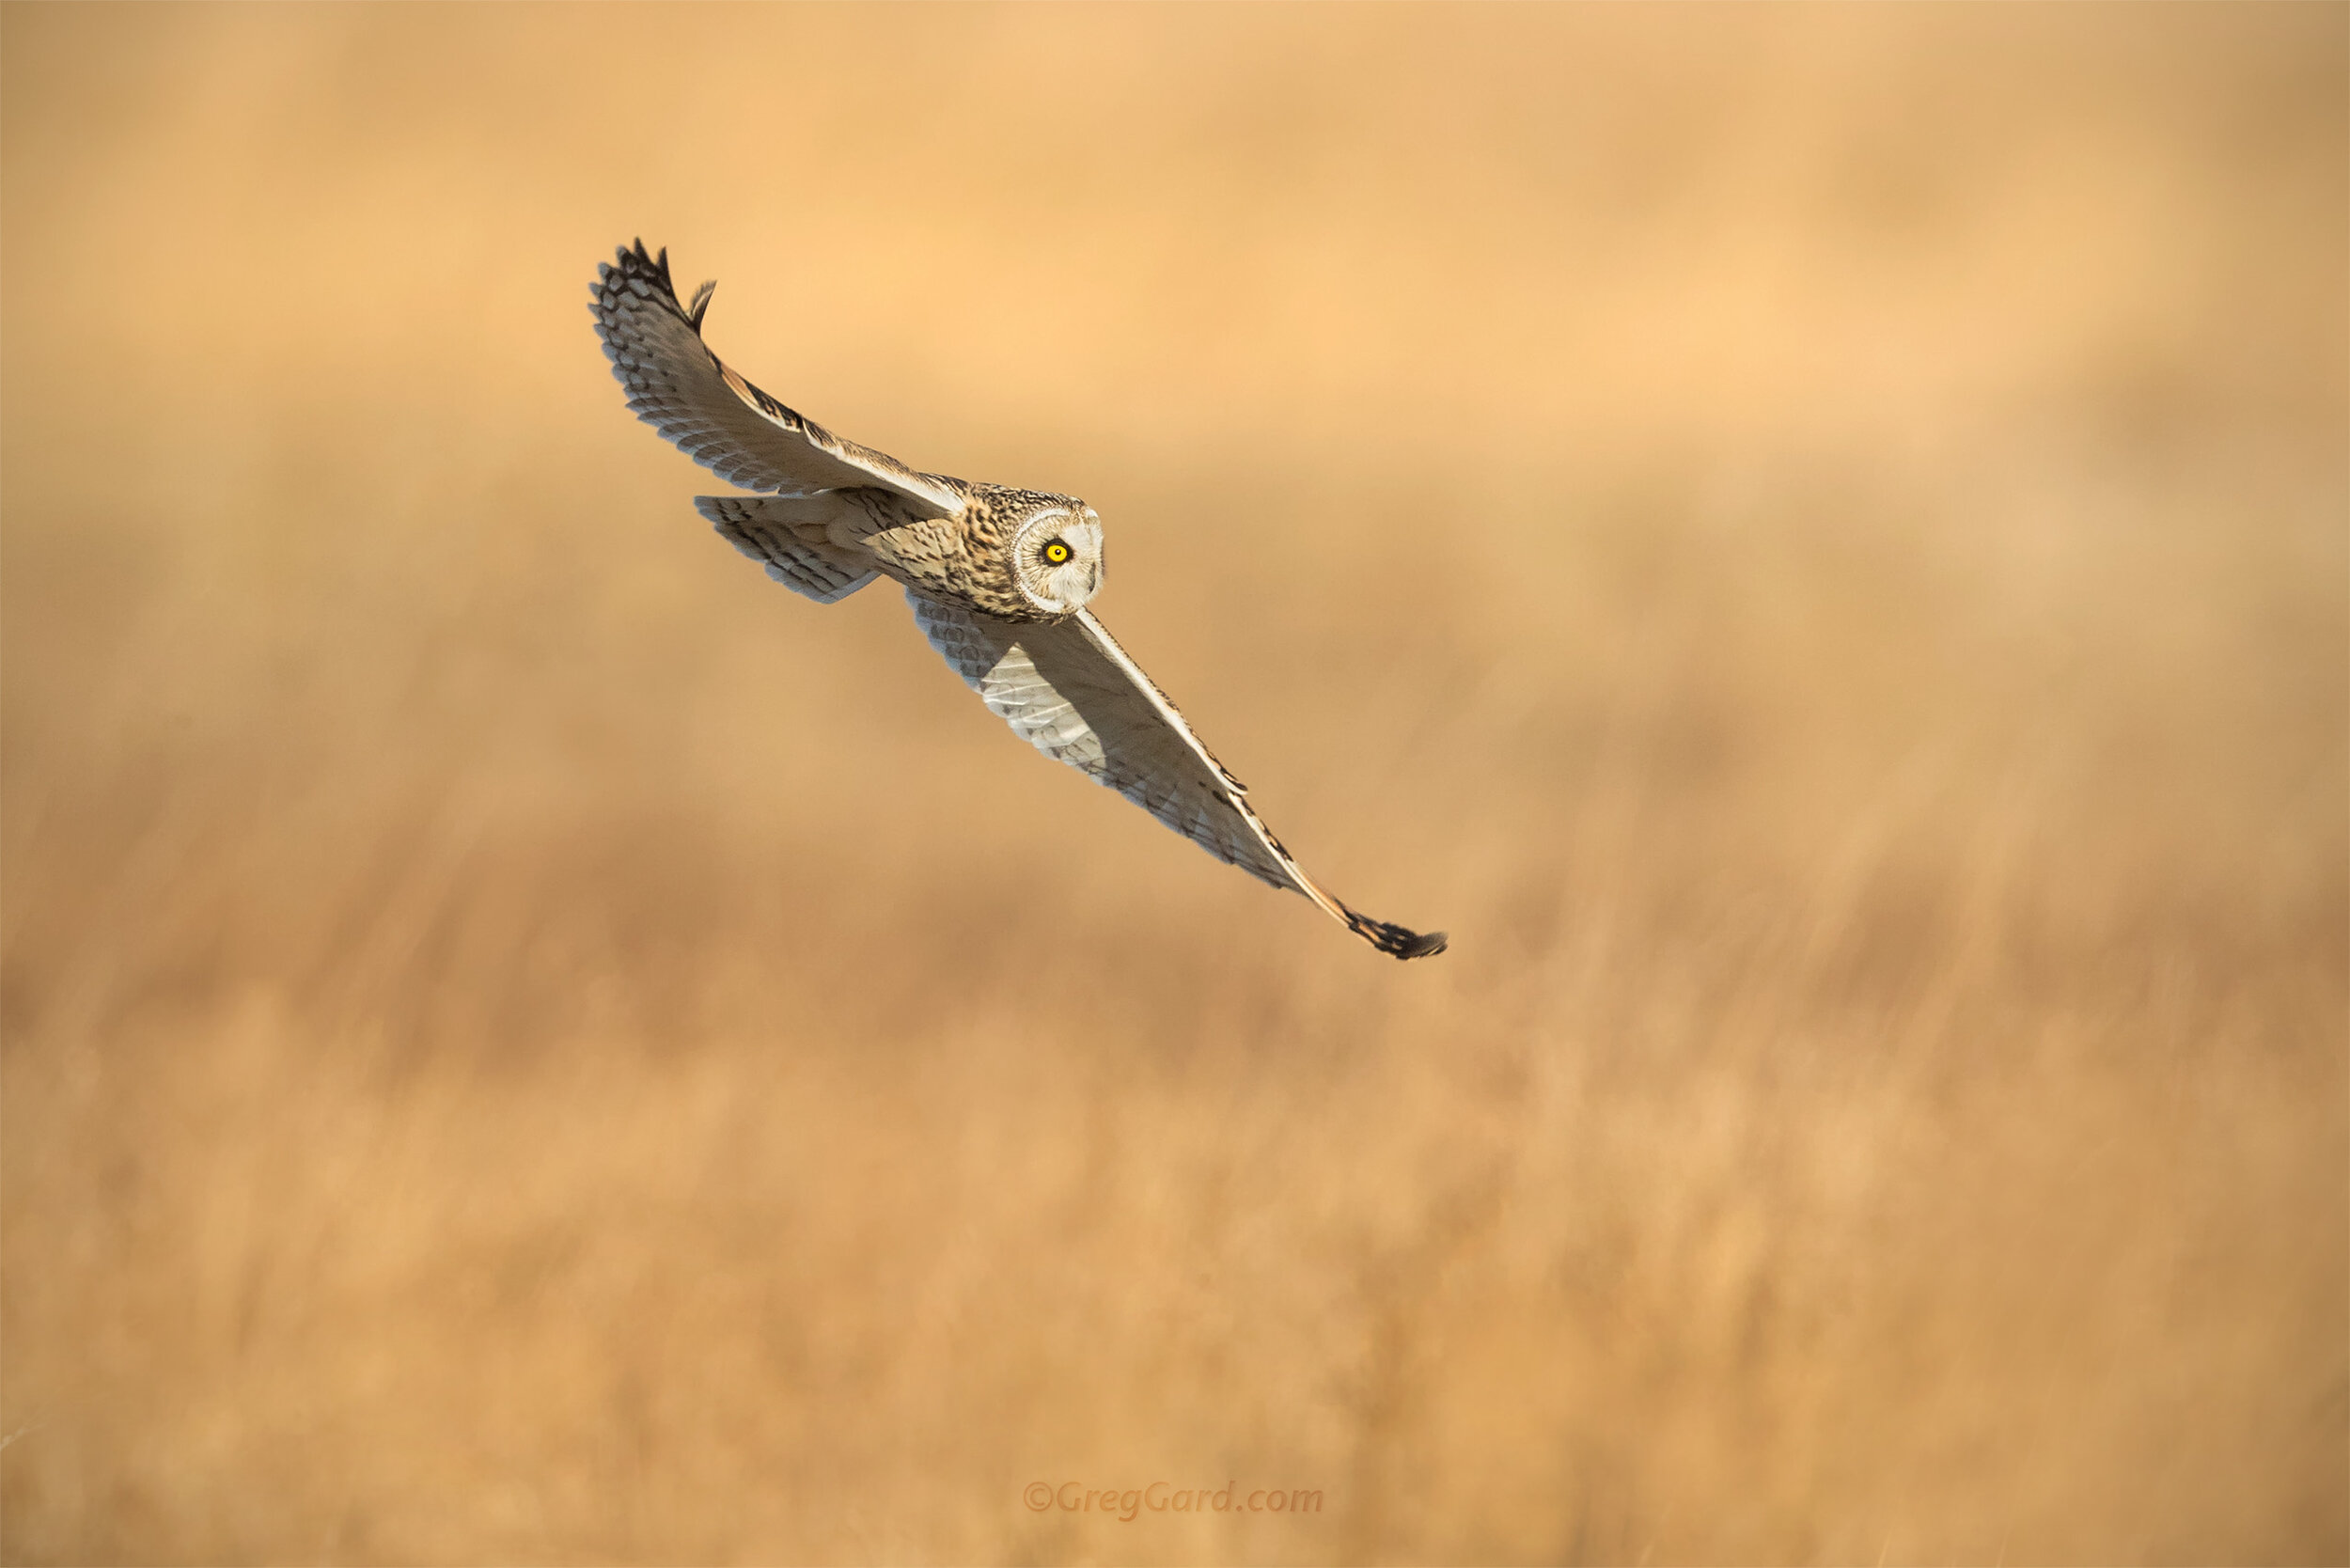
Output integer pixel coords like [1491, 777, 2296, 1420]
[591, 241, 1445, 960]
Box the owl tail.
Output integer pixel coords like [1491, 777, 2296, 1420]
[697, 494, 879, 604]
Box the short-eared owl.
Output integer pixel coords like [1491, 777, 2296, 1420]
[591, 241, 1445, 960]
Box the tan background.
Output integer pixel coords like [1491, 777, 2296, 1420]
[3, 4, 2343, 1562]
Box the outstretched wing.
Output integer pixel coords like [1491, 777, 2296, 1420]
[911, 594, 1447, 960]
[590, 240, 963, 518]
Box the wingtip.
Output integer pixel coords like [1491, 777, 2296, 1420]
[1399, 928, 1449, 960]
[1342, 908, 1449, 961]
[599, 239, 703, 330]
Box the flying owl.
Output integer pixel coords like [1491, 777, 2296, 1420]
[590, 241, 1446, 960]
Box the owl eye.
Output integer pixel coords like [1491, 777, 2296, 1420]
[1042, 540, 1072, 566]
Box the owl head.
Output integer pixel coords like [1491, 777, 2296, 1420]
[1010, 504, 1105, 617]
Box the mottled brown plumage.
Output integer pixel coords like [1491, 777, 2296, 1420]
[591, 240, 1445, 960]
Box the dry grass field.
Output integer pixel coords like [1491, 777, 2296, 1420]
[2, 5, 2343, 1562]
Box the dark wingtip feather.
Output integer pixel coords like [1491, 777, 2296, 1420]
[600, 240, 705, 333]
[1400, 928, 1449, 960]
[1342, 909, 1449, 961]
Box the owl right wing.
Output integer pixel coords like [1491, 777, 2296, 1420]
[910, 594, 1447, 960]
[591, 240, 964, 519]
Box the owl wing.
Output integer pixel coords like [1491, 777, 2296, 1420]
[591, 240, 963, 518]
[911, 594, 1447, 960]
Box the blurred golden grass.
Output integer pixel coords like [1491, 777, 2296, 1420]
[2, 4, 2343, 1561]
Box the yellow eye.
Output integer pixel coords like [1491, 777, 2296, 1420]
[1042, 540, 1072, 565]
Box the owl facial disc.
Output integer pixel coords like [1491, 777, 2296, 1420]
[1010, 507, 1104, 617]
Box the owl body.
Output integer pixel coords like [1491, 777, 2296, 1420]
[698, 478, 1101, 624]
[592, 240, 1446, 960]
[870, 483, 1104, 624]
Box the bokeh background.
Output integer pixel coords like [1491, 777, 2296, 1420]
[3, 4, 2343, 1562]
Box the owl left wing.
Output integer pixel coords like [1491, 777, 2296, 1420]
[591, 241, 964, 518]
[910, 594, 1446, 960]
